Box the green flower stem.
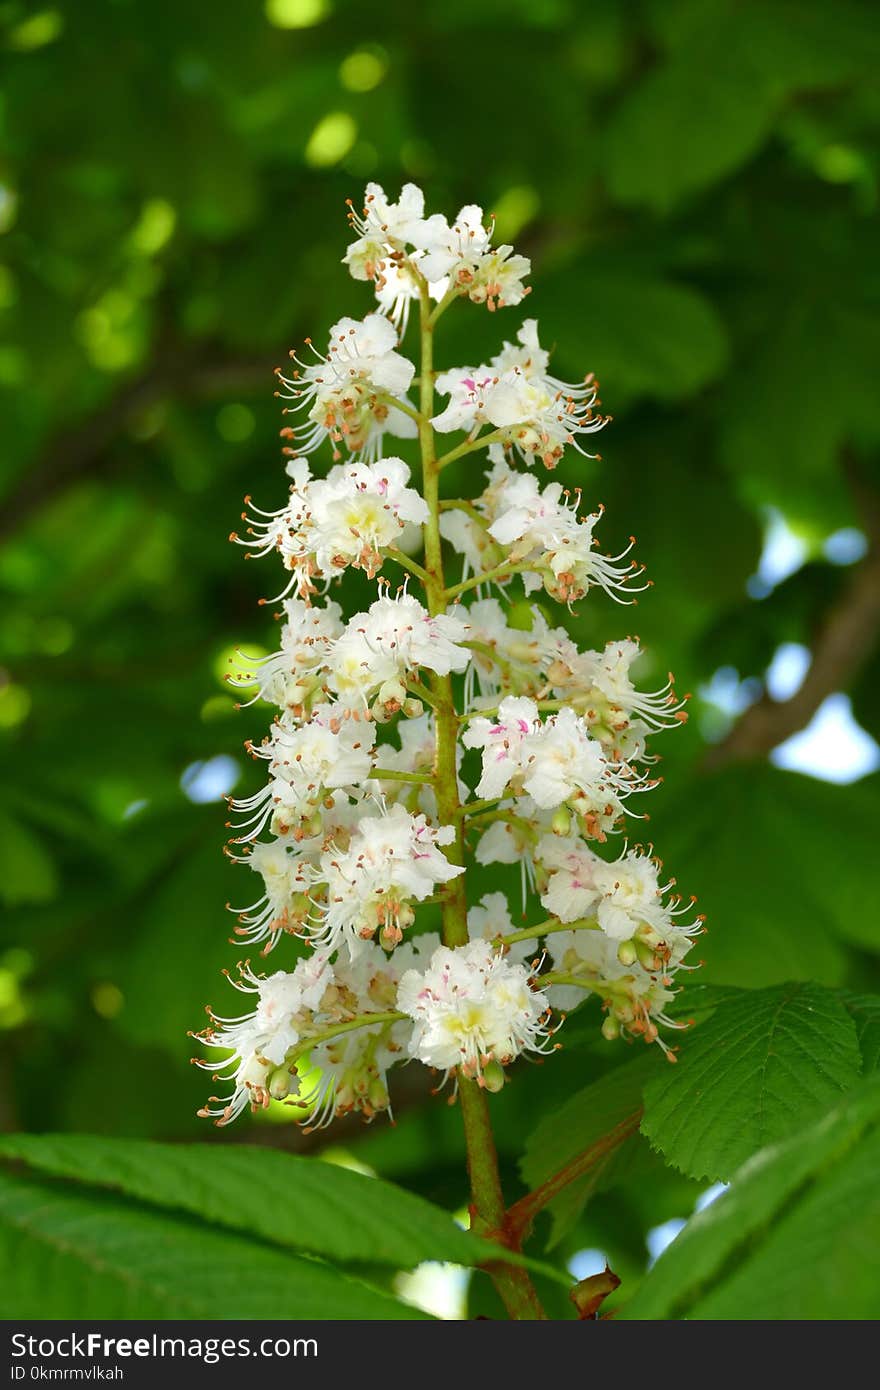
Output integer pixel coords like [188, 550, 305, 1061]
[383, 546, 432, 586]
[377, 393, 424, 427]
[368, 767, 435, 785]
[428, 283, 462, 326]
[445, 560, 527, 602]
[456, 795, 505, 820]
[404, 679, 442, 712]
[436, 426, 509, 472]
[417, 281, 546, 1322]
[458, 697, 567, 722]
[499, 917, 601, 948]
[539, 970, 607, 993]
[439, 497, 490, 527]
[283, 1012, 407, 1070]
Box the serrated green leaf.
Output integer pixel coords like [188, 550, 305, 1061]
[641, 982, 861, 1180]
[844, 994, 880, 1074]
[0, 1169, 425, 1320]
[0, 1134, 488, 1270]
[622, 1076, 880, 1320]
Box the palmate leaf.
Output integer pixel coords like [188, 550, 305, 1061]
[622, 1076, 880, 1320]
[0, 1169, 425, 1321]
[0, 1133, 492, 1270]
[641, 982, 862, 1181]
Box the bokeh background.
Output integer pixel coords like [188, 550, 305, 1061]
[2, 0, 879, 1311]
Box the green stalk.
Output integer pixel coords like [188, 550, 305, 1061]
[416, 280, 546, 1322]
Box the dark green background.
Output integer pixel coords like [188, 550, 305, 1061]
[2, 0, 879, 1296]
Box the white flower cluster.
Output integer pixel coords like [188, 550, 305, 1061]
[195, 180, 698, 1129]
[441, 453, 644, 605]
[398, 939, 553, 1082]
[232, 457, 428, 596]
[193, 942, 425, 1125]
[433, 321, 609, 469]
[345, 183, 530, 320]
[275, 313, 417, 462]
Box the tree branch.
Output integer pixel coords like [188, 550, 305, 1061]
[705, 461, 880, 772]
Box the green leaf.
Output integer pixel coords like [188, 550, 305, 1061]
[720, 300, 880, 517]
[519, 1055, 661, 1247]
[844, 994, 880, 1074]
[641, 982, 861, 1180]
[605, 1, 879, 211]
[622, 1076, 880, 1320]
[649, 768, 855, 987]
[604, 24, 775, 211]
[0, 810, 58, 906]
[0, 1169, 425, 1320]
[0, 1134, 488, 1270]
[544, 269, 728, 403]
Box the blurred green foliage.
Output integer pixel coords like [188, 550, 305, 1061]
[2, 0, 880, 1315]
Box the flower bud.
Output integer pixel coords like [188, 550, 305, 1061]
[635, 939, 663, 972]
[481, 1060, 506, 1093]
[550, 806, 571, 837]
[601, 1014, 621, 1041]
[268, 1065, 293, 1100]
[616, 939, 638, 967]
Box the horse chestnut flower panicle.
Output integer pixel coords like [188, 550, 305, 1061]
[194, 179, 698, 1133]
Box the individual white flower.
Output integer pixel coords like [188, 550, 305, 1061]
[230, 460, 317, 600]
[520, 707, 631, 822]
[431, 321, 606, 465]
[275, 314, 417, 460]
[489, 477, 645, 606]
[230, 706, 376, 841]
[309, 457, 429, 576]
[461, 695, 540, 799]
[523, 708, 657, 841]
[316, 803, 464, 952]
[487, 319, 608, 466]
[193, 953, 335, 1123]
[535, 834, 602, 924]
[328, 588, 470, 711]
[343, 182, 430, 281]
[440, 459, 644, 605]
[228, 837, 315, 951]
[431, 365, 498, 434]
[413, 205, 530, 311]
[397, 939, 552, 1082]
